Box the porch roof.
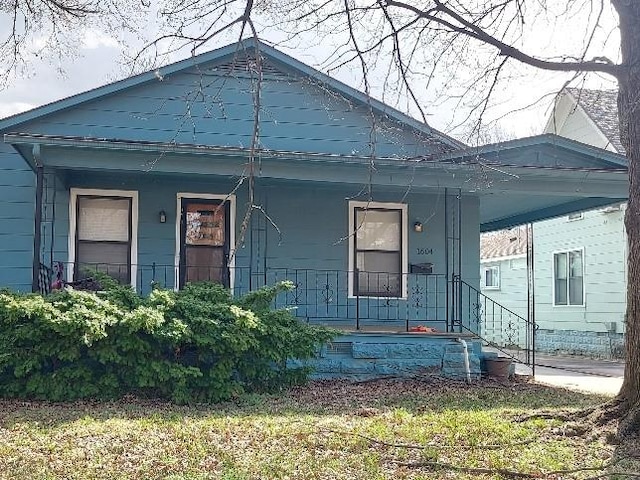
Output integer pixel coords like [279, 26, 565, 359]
[434, 134, 628, 231]
[4, 132, 628, 232]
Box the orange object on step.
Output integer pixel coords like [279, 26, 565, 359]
[409, 325, 437, 333]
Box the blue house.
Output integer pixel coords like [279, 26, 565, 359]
[0, 40, 629, 378]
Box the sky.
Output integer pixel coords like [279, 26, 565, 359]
[0, 2, 621, 143]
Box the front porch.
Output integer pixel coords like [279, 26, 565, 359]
[41, 260, 534, 374]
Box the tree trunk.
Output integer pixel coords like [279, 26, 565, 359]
[613, 0, 640, 433]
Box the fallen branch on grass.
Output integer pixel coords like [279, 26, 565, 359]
[390, 459, 541, 478]
[321, 428, 534, 450]
[584, 473, 640, 480]
[392, 459, 621, 479]
[514, 411, 578, 423]
[321, 428, 632, 479]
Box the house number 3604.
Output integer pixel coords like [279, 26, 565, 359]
[416, 248, 433, 255]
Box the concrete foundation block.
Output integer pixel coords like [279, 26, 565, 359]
[351, 343, 388, 359]
[340, 361, 377, 374]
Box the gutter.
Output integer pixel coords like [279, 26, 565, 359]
[3, 133, 628, 174]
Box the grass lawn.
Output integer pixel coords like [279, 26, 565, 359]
[0, 378, 634, 480]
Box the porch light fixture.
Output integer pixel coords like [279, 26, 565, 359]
[413, 221, 423, 233]
[159, 210, 167, 223]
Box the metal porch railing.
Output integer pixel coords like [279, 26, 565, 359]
[455, 277, 535, 369]
[41, 262, 453, 332]
[38, 262, 537, 369]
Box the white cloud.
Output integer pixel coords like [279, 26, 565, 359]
[0, 102, 35, 120]
[82, 29, 119, 50]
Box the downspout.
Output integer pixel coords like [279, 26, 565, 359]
[456, 337, 471, 384]
[31, 144, 44, 293]
[530, 223, 536, 377]
[457, 189, 462, 333]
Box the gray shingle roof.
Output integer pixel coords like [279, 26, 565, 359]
[567, 88, 623, 154]
[480, 226, 528, 260]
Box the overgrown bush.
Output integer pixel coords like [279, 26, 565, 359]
[0, 281, 336, 403]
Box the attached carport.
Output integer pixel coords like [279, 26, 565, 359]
[425, 133, 628, 231]
[431, 133, 628, 372]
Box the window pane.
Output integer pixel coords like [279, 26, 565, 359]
[554, 253, 568, 305]
[569, 251, 584, 305]
[78, 197, 130, 242]
[356, 273, 400, 297]
[77, 242, 129, 283]
[569, 251, 583, 277]
[485, 267, 499, 287]
[356, 209, 401, 251]
[357, 251, 400, 273]
[569, 276, 583, 305]
[555, 279, 568, 305]
[185, 203, 225, 246]
[356, 251, 401, 296]
[555, 253, 567, 280]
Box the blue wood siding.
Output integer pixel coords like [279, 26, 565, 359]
[36, 170, 479, 328]
[15, 63, 445, 159]
[0, 144, 34, 291]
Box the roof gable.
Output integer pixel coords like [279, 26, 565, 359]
[565, 88, 623, 154]
[0, 39, 460, 157]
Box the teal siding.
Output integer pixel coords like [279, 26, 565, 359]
[36, 170, 480, 328]
[17, 63, 444, 159]
[533, 208, 626, 334]
[480, 256, 528, 318]
[0, 144, 33, 291]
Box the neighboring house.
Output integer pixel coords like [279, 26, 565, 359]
[480, 226, 528, 316]
[0, 41, 628, 376]
[481, 88, 626, 358]
[545, 88, 622, 153]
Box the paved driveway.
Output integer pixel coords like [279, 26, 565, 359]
[516, 353, 624, 396]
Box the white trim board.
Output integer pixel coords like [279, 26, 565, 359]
[68, 188, 139, 288]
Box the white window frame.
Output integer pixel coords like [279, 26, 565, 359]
[175, 193, 236, 291]
[552, 247, 585, 307]
[68, 188, 139, 288]
[482, 265, 500, 290]
[347, 200, 408, 299]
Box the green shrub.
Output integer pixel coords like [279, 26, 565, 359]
[0, 281, 336, 403]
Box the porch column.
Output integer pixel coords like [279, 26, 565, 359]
[31, 145, 44, 293]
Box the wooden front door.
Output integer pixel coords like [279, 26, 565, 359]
[179, 198, 230, 288]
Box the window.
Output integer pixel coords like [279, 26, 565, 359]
[70, 189, 138, 286]
[349, 201, 407, 297]
[554, 249, 584, 306]
[482, 265, 500, 289]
